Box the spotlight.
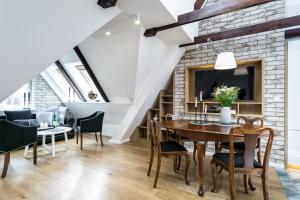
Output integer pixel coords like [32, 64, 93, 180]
[134, 14, 141, 25]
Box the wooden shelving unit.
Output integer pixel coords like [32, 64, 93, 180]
[131, 73, 174, 141]
[185, 59, 264, 118]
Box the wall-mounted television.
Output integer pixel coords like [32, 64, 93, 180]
[195, 66, 255, 100]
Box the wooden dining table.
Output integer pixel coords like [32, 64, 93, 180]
[160, 120, 244, 197]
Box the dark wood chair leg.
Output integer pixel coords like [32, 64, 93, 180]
[244, 174, 249, 193]
[100, 132, 104, 147]
[215, 142, 220, 153]
[80, 133, 83, 150]
[1, 152, 10, 178]
[95, 132, 98, 143]
[76, 130, 79, 144]
[176, 155, 182, 170]
[193, 141, 197, 164]
[153, 153, 161, 188]
[262, 174, 270, 200]
[173, 156, 177, 173]
[184, 154, 190, 185]
[147, 146, 154, 176]
[229, 169, 236, 200]
[210, 160, 218, 193]
[248, 175, 256, 191]
[217, 164, 223, 174]
[33, 142, 37, 165]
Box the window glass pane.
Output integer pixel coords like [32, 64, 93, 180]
[60, 51, 105, 103]
[0, 83, 30, 110]
[43, 64, 81, 102]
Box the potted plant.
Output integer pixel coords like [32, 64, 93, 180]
[212, 85, 239, 124]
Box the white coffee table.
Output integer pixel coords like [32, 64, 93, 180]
[24, 127, 72, 158]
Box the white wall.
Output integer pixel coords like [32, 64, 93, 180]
[286, 0, 300, 167]
[79, 27, 141, 103]
[66, 102, 131, 137]
[286, 0, 300, 17]
[287, 38, 300, 166]
[160, 0, 197, 41]
[0, 0, 120, 102]
[110, 34, 184, 143]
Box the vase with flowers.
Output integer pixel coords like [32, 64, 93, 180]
[212, 85, 239, 124]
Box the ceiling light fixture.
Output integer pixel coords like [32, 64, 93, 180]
[105, 25, 111, 36]
[207, 38, 237, 70]
[215, 52, 237, 70]
[134, 13, 141, 25]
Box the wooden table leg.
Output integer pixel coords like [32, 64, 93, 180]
[197, 142, 207, 197]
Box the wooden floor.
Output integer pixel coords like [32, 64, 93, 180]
[0, 135, 287, 200]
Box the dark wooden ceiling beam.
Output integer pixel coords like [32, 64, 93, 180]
[144, 0, 274, 37]
[179, 0, 274, 25]
[97, 0, 118, 9]
[180, 15, 300, 47]
[194, 0, 206, 10]
[285, 28, 300, 39]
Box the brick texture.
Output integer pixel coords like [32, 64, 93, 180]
[174, 0, 285, 165]
[31, 75, 73, 119]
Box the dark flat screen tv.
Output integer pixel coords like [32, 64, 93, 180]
[195, 66, 255, 100]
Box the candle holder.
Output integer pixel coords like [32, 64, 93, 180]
[194, 105, 198, 123]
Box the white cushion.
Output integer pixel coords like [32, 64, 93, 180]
[36, 112, 53, 125]
[58, 107, 67, 124]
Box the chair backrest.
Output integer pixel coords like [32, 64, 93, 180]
[78, 111, 104, 132]
[228, 125, 274, 170]
[237, 116, 264, 129]
[4, 110, 34, 121]
[148, 118, 160, 149]
[95, 111, 105, 131]
[0, 120, 37, 152]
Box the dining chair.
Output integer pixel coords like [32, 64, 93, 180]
[147, 118, 190, 188]
[76, 111, 104, 149]
[210, 125, 275, 200]
[0, 120, 37, 178]
[218, 116, 264, 164]
[165, 113, 198, 168]
[217, 116, 264, 190]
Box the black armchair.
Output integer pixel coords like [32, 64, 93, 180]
[0, 120, 37, 178]
[76, 111, 104, 149]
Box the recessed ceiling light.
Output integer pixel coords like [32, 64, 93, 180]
[134, 13, 141, 25]
[105, 25, 111, 36]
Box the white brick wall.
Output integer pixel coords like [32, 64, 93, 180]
[174, 0, 285, 165]
[31, 75, 73, 119]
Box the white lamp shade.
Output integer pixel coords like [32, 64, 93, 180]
[214, 52, 237, 70]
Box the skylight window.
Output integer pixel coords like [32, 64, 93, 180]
[41, 47, 108, 103]
[59, 50, 105, 103]
[0, 83, 31, 110]
[41, 64, 81, 102]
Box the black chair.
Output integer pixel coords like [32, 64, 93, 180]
[76, 111, 104, 150]
[0, 120, 37, 178]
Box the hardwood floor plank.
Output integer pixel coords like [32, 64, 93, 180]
[0, 135, 287, 200]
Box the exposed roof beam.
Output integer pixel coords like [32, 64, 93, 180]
[285, 28, 300, 39]
[97, 0, 118, 9]
[144, 0, 274, 37]
[180, 15, 300, 47]
[194, 0, 206, 10]
[74, 46, 110, 102]
[179, 0, 274, 25]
